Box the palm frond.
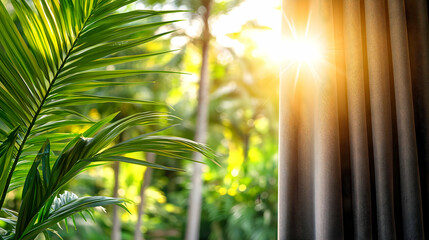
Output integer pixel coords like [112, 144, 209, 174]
[0, 128, 20, 200]
[0, 0, 183, 203]
[21, 196, 124, 240]
[12, 111, 217, 238]
[49, 191, 102, 232]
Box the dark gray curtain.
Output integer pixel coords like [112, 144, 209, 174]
[279, 0, 429, 239]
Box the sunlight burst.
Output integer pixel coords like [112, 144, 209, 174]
[280, 10, 325, 86]
[283, 38, 322, 64]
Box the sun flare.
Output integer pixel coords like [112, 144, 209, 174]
[283, 38, 322, 64]
[279, 8, 329, 85]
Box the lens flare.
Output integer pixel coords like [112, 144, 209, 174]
[280, 10, 327, 87]
[283, 38, 322, 64]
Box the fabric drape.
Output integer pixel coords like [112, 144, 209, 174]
[279, 0, 429, 239]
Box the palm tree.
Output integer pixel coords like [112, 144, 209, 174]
[185, 0, 212, 239]
[0, 0, 217, 239]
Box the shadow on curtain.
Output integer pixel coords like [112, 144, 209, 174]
[278, 0, 429, 239]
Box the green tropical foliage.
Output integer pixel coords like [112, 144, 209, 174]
[0, 0, 218, 239]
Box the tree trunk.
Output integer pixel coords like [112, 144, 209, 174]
[184, 0, 212, 239]
[134, 152, 156, 240]
[112, 161, 121, 240]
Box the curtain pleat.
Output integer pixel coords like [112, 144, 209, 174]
[312, 1, 344, 239]
[333, 0, 353, 237]
[405, 0, 429, 236]
[363, 0, 396, 238]
[343, 0, 373, 238]
[387, 0, 424, 238]
[279, 0, 429, 239]
[279, 1, 314, 238]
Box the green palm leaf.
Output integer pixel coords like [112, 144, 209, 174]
[0, 128, 20, 199]
[14, 114, 216, 239]
[0, 0, 183, 202]
[21, 196, 125, 240]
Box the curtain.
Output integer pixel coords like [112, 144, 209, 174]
[278, 0, 429, 239]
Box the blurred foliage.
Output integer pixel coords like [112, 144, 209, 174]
[139, 0, 244, 16]
[2, 0, 280, 239]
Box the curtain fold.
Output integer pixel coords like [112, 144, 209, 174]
[312, 1, 344, 239]
[363, 0, 397, 238]
[343, 0, 372, 238]
[279, 0, 429, 239]
[405, 0, 429, 237]
[279, 1, 314, 239]
[388, 0, 424, 238]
